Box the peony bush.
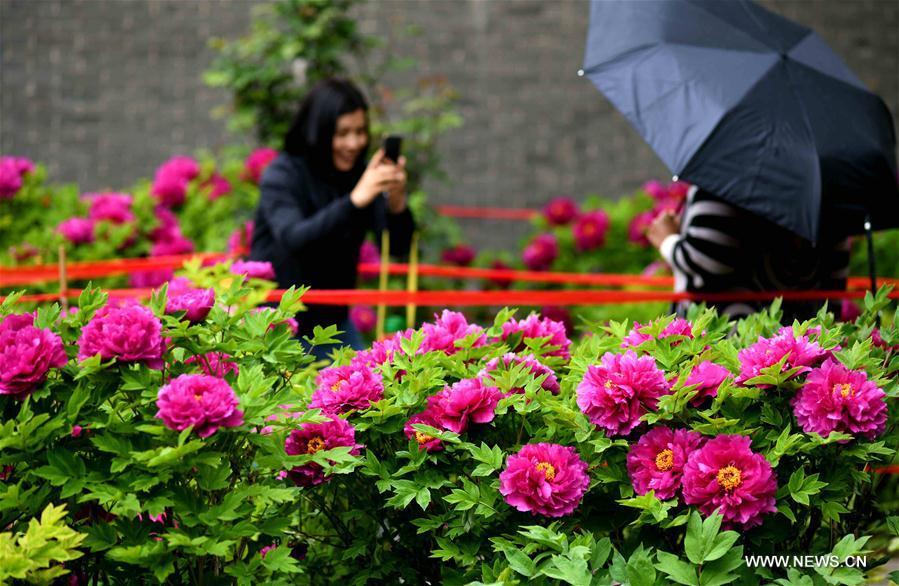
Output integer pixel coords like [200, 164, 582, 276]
[1, 276, 896, 584]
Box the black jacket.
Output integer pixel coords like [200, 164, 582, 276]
[249, 153, 414, 336]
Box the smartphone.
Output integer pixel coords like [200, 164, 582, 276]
[383, 135, 403, 163]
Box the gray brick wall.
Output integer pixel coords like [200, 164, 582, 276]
[2, 0, 897, 251]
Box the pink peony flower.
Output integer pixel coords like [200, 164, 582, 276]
[155, 374, 244, 438]
[572, 210, 610, 251]
[231, 260, 276, 281]
[8, 243, 39, 262]
[349, 305, 376, 335]
[522, 233, 558, 271]
[791, 358, 887, 440]
[86, 193, 135, 225]
[129, 269, 174, 289]
[684, 361, 731, 406]
[151, 231, 194, 256]
[682, 435, 777, 529]
[871, 328, 898, 351]
[358, 240, 380, 279]
[227, 221, 254, 256]
[0, 313, 68, 398]
[77, 302, 165, 369]
[185, 352, 240, 378]
[540, 305, 574, 336]
[667, 181, 690, 201]
[242, 148, 278, 184]
[201, 173, 231, 200]
[165, 287, 215, 323]
[0, 156, 34, 176]
[840, 300, 861, 322]
[351, 329, 413, 369]
[622, 318, 694, 348]
[440, 244, 476, 267]
[151, 175, 188, 207]
[57, 217, 95, 244]
[628, 211, 655, 246]
[736, 327, 829, 386]
[259, 544, 278, 559]
[149, 206, 180, 243]
[487, 260, 514, 289]
[0, 159, 23, 199]
[309, 363, 384, 415]
[642, 180, 668, 201]
[284, 416, 361, 486]
[420, 310, 486, 355]
[501, 314, 571, 360]
[479, 353, 560, 395]
[542, 197, 579, 226]
[404, 411, 445, 452]
[499, 443, 590, 517]
[427, 377, 503, 433]
[156, 155, 200, 183]
[627, 426, 705, 500]
[71, 424, 84, 438]
[576, 350, 671, 436]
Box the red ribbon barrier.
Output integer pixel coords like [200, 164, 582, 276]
[433, 205, 538, 221]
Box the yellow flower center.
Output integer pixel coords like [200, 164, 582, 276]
[414, 431, 434, 445]
[306, 436, 326, 454]
[833, 383, 853, 398]
[717, 465, 742, 492]
[604, 379, 615, 390]
[655, 449, 674, 472]
[536, 461, 556, 481]
[330, 380, 345, 391]
[194, 394, 203, 401]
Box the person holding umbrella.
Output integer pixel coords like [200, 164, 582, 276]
[646, 185, 850, 321]
[581, 0, 897, 319]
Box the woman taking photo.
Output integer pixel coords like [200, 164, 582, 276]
[250, 78, 414, 359]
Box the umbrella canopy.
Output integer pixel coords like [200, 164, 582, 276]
[582, 0, 898, 243]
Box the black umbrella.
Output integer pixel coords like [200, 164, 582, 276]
[581, 0, 898, 245]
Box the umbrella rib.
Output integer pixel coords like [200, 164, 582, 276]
[684, 0, 810, 53]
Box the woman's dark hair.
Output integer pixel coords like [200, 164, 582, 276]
[283, 78, 369, 188]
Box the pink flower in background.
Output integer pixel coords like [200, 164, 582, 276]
[627, 426, 705, 500]
[309, 363, 384, 415]
[420, 309, 486, 355]
[128, 269, 173, 289]
[227, 221, 254, 256]
[840, 300, 861, 322]
[165, 287, 215, 323]
[202, 173, 231, 200]
[576, 350, 671, 436]
[684, 361, 731, 406]
[349, 305, 376, 334]
[57, 217, 95, 244]
[628, 211, 655, 246]
[0, 313, 68, 398]
[358, 240, 380, 279]
[86, 193, 135, 224]
[736, 327, 829, 386]
[487, 260, 514, 289]
[284, 416, 361, 487]
[259, 544, 278, 559]
[501, 314, 571, 360]
[0, 156, 34, 176]
[542, 196, 579, 226]
[150, 231, 195, 256]
[541, 305, 574, 335]
[572, 210, 610, 251]
[682, 435, 777, 529]
[0, 159, 23, 199]
[440, 244, 476, 267]
[404, 411, 445, 452]
[642, 180, 668, 201]
[231, 260, 276, 281]
[499, 443, 589, 517]
[71, 424, 84, 438]
[622, 318, 694, 348]
[150, 206, 180, 243]
[522, 233, 558, 271]
[479, 353, 560, 395]
[155, 374, 244, 438]
[8, 243, 40, 262]
[792, 358, 887, 441]
[185, 352, 240, 378]
[428, 377, 503, 433]
[242, 148, 279, 184]
[151, 174, 189, 207]
[872, 328, 898, 350]
[77, 302, 165, 369]
[156, 155, 200, 183]
[667, 181, 690, 201]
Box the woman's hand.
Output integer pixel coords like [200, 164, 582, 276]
[647, 210, 681, 249]
[350, 149, 406, 209]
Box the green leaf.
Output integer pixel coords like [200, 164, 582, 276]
[655, 550, 697, 586]
[543, 554, 591, 586]
[503, 548, 536, 578]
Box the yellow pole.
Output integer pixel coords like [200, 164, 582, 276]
[406, 231, 419, 328]
[57, 245, 69, 311]
[376, 230, 390, 340]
